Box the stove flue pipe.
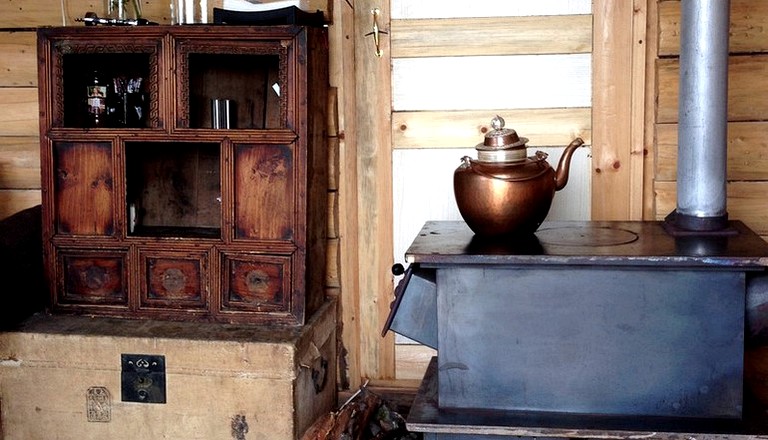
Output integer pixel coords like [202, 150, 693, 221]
[667, 0, 731, 232]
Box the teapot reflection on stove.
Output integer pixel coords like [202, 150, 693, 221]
[453, 116, 584, 237]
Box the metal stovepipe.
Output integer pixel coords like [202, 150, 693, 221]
[674, 0, 730, 231]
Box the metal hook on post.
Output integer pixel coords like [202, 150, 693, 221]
[365, 8, 388, 57]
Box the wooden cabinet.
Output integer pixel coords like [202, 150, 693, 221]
[37, 25, 328, 325]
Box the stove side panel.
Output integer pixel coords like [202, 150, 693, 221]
[437, 266, 745, 419]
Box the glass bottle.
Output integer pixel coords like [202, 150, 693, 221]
[86, 70, 108, 127]
[106, 0, 126, 19]
[171, 0, 207, 24]
[105, 0, 141, 20]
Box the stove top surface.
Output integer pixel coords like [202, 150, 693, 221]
[405, 220, 768, 268]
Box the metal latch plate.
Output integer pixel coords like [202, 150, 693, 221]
[121, 354, 166, 404]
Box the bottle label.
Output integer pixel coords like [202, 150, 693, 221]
[87, 85, 107, 115]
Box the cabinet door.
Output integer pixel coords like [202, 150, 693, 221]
[54, 142, 115, 236]
[233, 143, 295, 241]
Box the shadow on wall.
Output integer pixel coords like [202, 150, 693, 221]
[748, 274, 768, 347]
[0, 205, 46, 329]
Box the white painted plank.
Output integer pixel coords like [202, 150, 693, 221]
[392, 54, 592, 111]
[391, 0, 592, 19]
[392, 148, 471, 265]
[391, 146, 592, 269]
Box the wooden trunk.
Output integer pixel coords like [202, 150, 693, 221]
[0, 299, 337, 440]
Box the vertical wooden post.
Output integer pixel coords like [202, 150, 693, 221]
[643, 0, 659, 220]
[351, 0, 396, 382]
[328, 0, 366, 389]
[592, 0, 647, 220]
[331, 0, 395, 389]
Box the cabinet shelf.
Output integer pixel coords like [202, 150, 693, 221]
[125, 141, 221, 237]
[186, 52, 283, 129]
[61, 52, 153, 129]
[129, 226, 221, 239]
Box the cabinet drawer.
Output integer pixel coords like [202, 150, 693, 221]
[55, 248, 128, 306]
[220, 252, 292, 313]
[138, 248, 210, 310]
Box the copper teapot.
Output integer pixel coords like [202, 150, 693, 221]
[454, 116, 584, 236]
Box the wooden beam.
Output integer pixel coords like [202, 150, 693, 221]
[592, 0, 646, 220]
[0, 189, 40, 220]
[390, 15, 592, 58]
[392, 108, 591, 150]
[0, 31, 36, 87]
[353, 0, 395, 382]
[657, 55, 768, 124]
[657, 122, 768, 181]
[630, 0, 649, 219]
[659, 0, 768, 57]
[0, 88, 38, 137]
[395, 344, 436, 381]
[0, 136, 40, 190]
[328, 0, 362, 390]
[643, 0, 659, 220]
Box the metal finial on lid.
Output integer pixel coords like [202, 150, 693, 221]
[476, 116, 529, 162]
[491, 115, 505, 131]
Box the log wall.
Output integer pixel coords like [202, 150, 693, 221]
[0, 30, 41, 219]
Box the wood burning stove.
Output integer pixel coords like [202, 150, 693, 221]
[385, 220, 768, 438]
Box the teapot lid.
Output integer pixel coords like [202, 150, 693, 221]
[476, 115, 528, 162]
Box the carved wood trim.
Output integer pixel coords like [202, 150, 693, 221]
[51, 41, 161, 128]
[175, 40, 289, 129]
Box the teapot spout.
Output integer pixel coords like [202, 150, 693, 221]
[555, 138, 585, 191]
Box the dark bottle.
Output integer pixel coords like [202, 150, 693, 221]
[108, 76, 126, 127]
[86, 70, 108, 127]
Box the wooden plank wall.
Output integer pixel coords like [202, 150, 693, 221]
[389, 0, 593, 381]
[0, 30, 42, 219]
[592, 1, 648, 220]
[653, 0, 768, 241]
